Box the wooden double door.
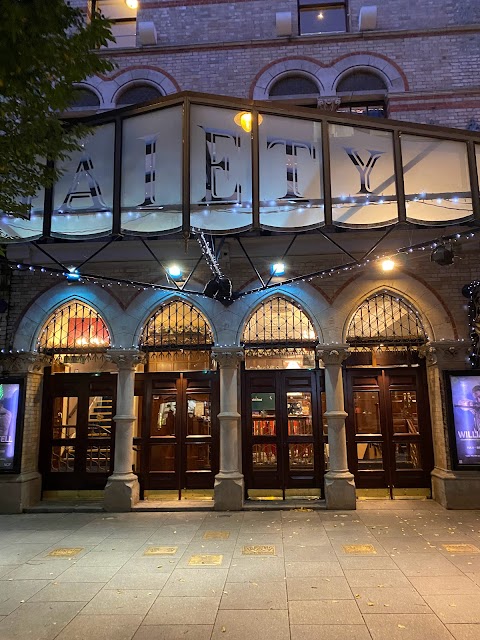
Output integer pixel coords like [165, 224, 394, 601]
[345, 367, 434, 492]
[134, 372, 219, 497]
[40, 370, 117, 491]
[242, 370, 326, 497]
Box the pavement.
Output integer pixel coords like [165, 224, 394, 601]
[1, 500, 480, 640]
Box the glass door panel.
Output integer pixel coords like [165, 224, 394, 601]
[357, 442, 383, 470]
[289, 443, 314, 470]
[353, 391, 381, 434]
[151, 394, 176, 436]
[253, 443, 277, 469]
[287, 391, 312, 435]
[86, 394, 113, 473]
[391, 391, 419, 434]
[186, 393, 211, 436]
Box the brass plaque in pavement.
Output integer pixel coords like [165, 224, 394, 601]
[242, 545, 276, 556]
[293, 508, 314, 512]
[48, 547, 83, 557]
[203, 531, 231, 540]
[143, 546, 178, 556]
[188, 554, 223, 566]
[442, 543, 480, 554]
[343, 544, 377, 555]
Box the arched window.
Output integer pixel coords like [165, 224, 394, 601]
[140, 300, 214, 371]
[68, 88, 101, 110]
[336, 70, 387, 118]
[242, 296, 318, 369]
[116, 84, 163, 106]
[268, 74, 320, 107]
[346, 292, 427, 365]
[37, 301, 110, 353]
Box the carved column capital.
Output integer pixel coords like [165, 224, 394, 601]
[419, 341, 470, 368]
[317, 96, 341, 111]
[316, 344, 350, 366]
[211, 347, 244, 369]
[106, 349, 145, 371]
[0, 351, 50, 375]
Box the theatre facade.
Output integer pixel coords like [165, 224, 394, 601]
[0, 93, 479, 512]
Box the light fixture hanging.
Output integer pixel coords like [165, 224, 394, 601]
[125, 0, 138, 9]
[381, 259, 395, 272]
[234, 111, 263, 133]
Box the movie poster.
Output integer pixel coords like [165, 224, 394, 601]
[449, 374, 480, 467]
[0, 383, 21, 472]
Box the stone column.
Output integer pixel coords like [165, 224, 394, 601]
[317, 345, 356, 510]
[420, 340, 479, 509]
[0, 352, 50, 513]
[211, 347, 244, 511]
[104, 349, 145, 512]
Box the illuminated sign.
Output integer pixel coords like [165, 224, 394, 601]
[445, 371, 480, 469]
[0, 380, 24, 474]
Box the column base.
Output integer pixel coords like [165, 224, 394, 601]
[432, 467, 480, 509]
[324, 471, 356, 510]
[214, 473, 244, 511]
[104, 473, 139, 512]
[0, 472, 41, 513]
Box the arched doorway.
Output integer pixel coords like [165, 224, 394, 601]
[38, 300, 117, 492]
[344, 291, 434, 496]
[134, 300, 219, 499]
[241, 296, 326, 499]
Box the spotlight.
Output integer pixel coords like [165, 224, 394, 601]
[125, 0, 138, 9]
[66, 267, 81, 282]
[203, 276, 233, 305]
[431, 244, 454, 266]
[381, 259, 395, 272]
[271, 263, 285, 276]
[167, 264, 182, 279]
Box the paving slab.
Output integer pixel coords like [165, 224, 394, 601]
[132, 625, 213, 640]
[211, 610, 290, 640]
[446, 624, 480, 640]
[363, 613, 456, 640]
[80, 589, 159, 616]
[290, 625, 372, 640]
[0, 601, 85, 640]
[144, 596, 220, 625]
[220, 581, 287, 609]
[424, 594, 480, 623]
[289, 599, 364, 625]
[286, 576, 353, 600]
[408, 575, 480, 595]
[55, 614, 144, 640]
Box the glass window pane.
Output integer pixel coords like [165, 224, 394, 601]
[53, 397, 77, 439]
[391, 391, 419, 434]
[190, 104, 252, 232]
[186, 444, 211, 471]
[321, 391, 328, 436]
[134, 395, 143, 438]
[324, 442, 329, 470]
[245, 348, 315, 370]
[300, 8, 346, 34]
[121, 107, 183, 234]
[252, 393, 276, 435]
[402, 135, 472, 224]
[52, 124, 115, 238]
[253, 444, 277, 469]
[150, 444, 175, 471]
[51, 446, 75, 472]
[329, 124, 397, 227]
[86, 445, 111, 473]
[353, 391, 381, 434]
[259, 114, 323, 229]
[357, 442, 383, 470]
[289, 443, 314, 469]
[395, 443, 421, 470]
[150, 395, 176, 436]
[287, 392, 312, 435]
[88, 395, 113, 437]
[187, 394, 211, 436]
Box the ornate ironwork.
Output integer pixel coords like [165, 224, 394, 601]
[37, 301, 110, 353]
[346, 292, 427, 347]
[140, 300, 214, 351]
[242, 297, 317, 346]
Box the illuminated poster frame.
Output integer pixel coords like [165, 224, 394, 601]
[445, 370, 480, 470]
[0, 378, 25, 474]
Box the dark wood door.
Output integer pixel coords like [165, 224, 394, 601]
[134, 372, 219, 497]
[242, 370, 325, 496]
[345, 367, 433, 491]
[40, 370, 117, 491]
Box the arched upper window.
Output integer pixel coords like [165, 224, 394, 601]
[140, 300, 213, 372]
[37, 301, 110, 353]
[346, 292, 427, 347]
[116, 84, 163, 106]
[269, 75, 320, 98]
[242, 297, 317, 370]
[68, 88, 101, 110]
[336, 70, 387, 118]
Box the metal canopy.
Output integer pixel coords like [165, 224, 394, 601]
[3, 91, 480, 243]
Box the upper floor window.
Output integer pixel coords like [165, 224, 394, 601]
[116, 84, 163, 107]
[92, 0, 137, 48]
[336, 70, 387, 118]
[298, 1, 347, 35]
[68, 88, 101, 113]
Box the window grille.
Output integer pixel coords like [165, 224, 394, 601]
[242, 297, 317, 346]
[69, 88, 100, 109]
[37, 301, 110, 353]
[140, 301, 214, 351]
[346, 292, 427, 347]
[337, 71, 387, 94]
[117, 85, 163, 106]
[269, 76, 320, 98]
